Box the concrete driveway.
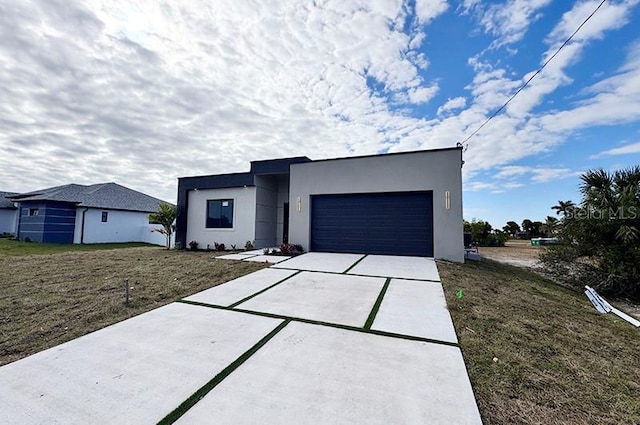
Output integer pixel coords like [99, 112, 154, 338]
[0, 253, 482, 424]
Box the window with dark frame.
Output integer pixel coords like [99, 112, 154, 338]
[206, 199, 234, 228]
[28, 208, 39, 216]
[101, 211, 108, 222]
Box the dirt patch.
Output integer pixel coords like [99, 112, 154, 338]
[479, 240, 543, 268]
[0, 247, 265, 366]
[439, 259, 640, 425]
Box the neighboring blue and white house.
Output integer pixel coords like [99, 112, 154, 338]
[7, 183, 173, 245]
[0, 191, 18, 234]
[176, 147, 464, 261]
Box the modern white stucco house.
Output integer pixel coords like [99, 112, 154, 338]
[7, 183, 173, 246]
[176, 147, 464, 262]
[0, 191, 18, 235]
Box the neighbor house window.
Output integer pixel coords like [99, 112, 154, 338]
[206, 199, 233, 228]
[29, 208, 39, 216]
[101, 211, 108, 222]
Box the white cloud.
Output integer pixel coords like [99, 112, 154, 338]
[494, 165, 531, 179]
[530, 168, 577, 183]
[415, 0, 449, 24]
[0, 0, 638, 203]
[465, 181, 499, 192]
[437, 97, 467, 115]
[0, 0, 448, 200]
[493, 165, 578, 183]
[446, 0, 640, 185]
[591, 141, 640, 158]
[480, 0, 553, 48]
[547, 0, 636, 45]
[404, 85, 440, 104]
[536, 41, 640, 133]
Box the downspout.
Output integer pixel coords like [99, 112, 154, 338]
[15, 203, 22, 240]
[80, 208, 89, 244]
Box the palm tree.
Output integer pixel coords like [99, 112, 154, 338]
[551, 200, 575, 217]
[541, 166, 640, 299]
[149, 204, 177, 249]
[580, 169, 616, 209]
[540, 216, 559, 237]
[579, 167, 640, 243]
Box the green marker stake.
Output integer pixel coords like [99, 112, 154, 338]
[456, 290, 464, 299]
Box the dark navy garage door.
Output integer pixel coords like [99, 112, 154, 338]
[310, 191, 433, 256]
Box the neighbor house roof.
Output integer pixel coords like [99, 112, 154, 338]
[7, 183, 171, 213]
[0, 192, 18, 209]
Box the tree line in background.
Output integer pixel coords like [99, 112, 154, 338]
[463, 216, 559, 247]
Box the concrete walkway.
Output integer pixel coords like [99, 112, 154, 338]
[0, 253, 482, 424]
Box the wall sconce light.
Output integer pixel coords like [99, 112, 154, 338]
[445, 191, 451, 210]
[297, 196, 302, 212]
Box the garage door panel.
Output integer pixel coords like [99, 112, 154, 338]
[310, 192, 433, 256]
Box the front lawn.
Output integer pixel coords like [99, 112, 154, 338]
[439, 259, 640, 425]
[0, 239, 154, 256]
[0, 247, 265, 366]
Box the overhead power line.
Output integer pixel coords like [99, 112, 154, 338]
[458, 0, 608, 147]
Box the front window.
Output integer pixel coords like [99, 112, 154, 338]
[101, 211, 108, 222]
[206, 199, 234, 228]
[29, 208, 39, 216]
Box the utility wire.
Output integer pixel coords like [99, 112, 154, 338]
[458, 0, 608, 147]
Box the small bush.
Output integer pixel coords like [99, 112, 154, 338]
[279, 243, 292, 255]
[280, 243, 304, 256]
[245, 240, 254, 250]
[214, 242, 226, 252]
[188, 240, 199, 251]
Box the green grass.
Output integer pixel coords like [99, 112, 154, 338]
[0, 239, 154, 256]
[439, 259, 640, 425]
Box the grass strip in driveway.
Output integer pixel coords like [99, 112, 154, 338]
[342, 254, 367, 273]
[227, 270, 302, 308]
[157, 319, 291, 425]
[179, 299, 459, 348]
[363, 278, 391, 329]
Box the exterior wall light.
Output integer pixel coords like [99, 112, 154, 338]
[297, 196, 302, 212]
[445, 191, 451, 210]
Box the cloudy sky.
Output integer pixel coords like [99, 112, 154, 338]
[1, 0, 639, 228]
